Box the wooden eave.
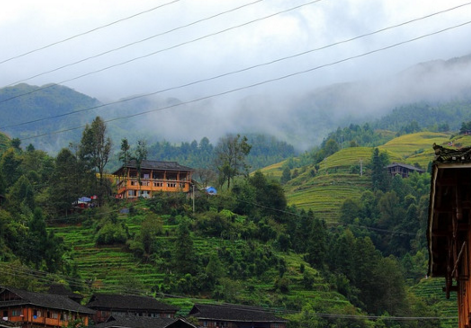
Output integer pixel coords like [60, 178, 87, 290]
[428, 145, 471, 298]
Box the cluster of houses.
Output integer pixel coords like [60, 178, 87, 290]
[0, 285, 287, 328]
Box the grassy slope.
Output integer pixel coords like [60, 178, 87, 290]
[277, 132, 452, 221]
[51, 212, 346, 315]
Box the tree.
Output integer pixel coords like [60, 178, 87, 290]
[214, 134, 251, 189]
[0, 148, 22, 189]
[280, 166, 291, 184]
[79, 117, 112, 202]
[134, 139, 148, 189]
[174, 220, 196, 275]
[49, 148, 81, 215]
[371, 148, 390, 192]
[119, 138, 131, 166]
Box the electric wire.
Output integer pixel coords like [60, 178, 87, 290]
[0, 266, 458, 321]
[6, 0, 265, 87]
[0, 0, 181, 65]
[15, 19, 471, 142]
[2, 1, 469, 129]
[0, 0, 324, 105]
[7, 0, 470, 88]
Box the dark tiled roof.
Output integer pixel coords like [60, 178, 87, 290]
[0, 286, 95, 315]
[432, 143, 471, 164]
[92, 316, 196, 328]
[189, 303, 287, 323]
[385, 162, 425, 172]
[113, 160, 193, 175]
[0, 320, 21, 328]
[47, 284, 83, 301]
[86, 294, 179, 312]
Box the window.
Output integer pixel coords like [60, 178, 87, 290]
[33, 310, 41, 318]
[12, 309, 21, 316]
[168, 183, 176, 188]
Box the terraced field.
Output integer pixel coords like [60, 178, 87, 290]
[285, 174, 371, 222]
[258, 160, 286, 179]
[409, 278, 458, 327]
[52, 223, 162, 292]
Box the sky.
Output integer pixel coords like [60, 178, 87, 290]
[1, 0, 470, 101]
[1, 0, 471, 150]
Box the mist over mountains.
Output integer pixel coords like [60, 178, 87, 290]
[1, 53, 470, 153]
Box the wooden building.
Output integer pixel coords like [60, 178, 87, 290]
[0, 286, 95, 328]
[428, 144, 471, 328]
[92, 316, 196, 328]
[86, 294, 179, 324]
[113, 160, 193, 199]
[386, 162, 425, 178]
[188, 303, 288, 328]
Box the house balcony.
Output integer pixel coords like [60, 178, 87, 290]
[117, 178, 191, 196]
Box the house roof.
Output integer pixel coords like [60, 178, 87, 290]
[113, 160, 193, 175]
[188, 303, 287, 323]
[86, 294, 179, 312]
[92, 316, 196, 328]
[428, 144, 471, 277]
[0, 286, 95, 315]
[47, 284, 83, 301]
[385, 162, 425, 172]
[0, 320, 21, 328]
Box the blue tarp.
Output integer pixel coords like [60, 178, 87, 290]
[205, 186, 217, 195]
[78, 197, 91, 202]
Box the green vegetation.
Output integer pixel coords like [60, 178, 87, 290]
[2, 112, 467, 328]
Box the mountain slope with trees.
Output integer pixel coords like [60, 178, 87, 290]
[0, 115, 462, 327]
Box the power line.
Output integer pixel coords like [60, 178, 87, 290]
[0, 0, 324, 104]
[0, 263, 457, 320]
[1, 1, 470, 130]
[16, 19, 471, 142]
[8, 0, 470, 88]
[6, 0, 265, 87]
[0, 0, 181, 66]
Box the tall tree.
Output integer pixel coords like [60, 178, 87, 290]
[0, 148, 22, 189]
[371, 148, 390, 192]
[49, 148, 81, 215]
[174, 220, 196, 275]
[79, 116, 112, 202]
[134, 139, 148, 189]
[214, 134, 251, 189]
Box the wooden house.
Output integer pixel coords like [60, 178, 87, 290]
[386, 162, 425, 178]
[428, 144, 471, 328]
[113, 160, 193, 199]
[92, 315, 196, 328]
[86, 294, 179, 324]
[188, 303, 288, 328]
[0, 286, 95, 328]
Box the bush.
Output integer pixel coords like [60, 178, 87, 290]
[95, 222, 129, 245]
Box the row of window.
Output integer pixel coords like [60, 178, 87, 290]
[2, 309, 77, 321]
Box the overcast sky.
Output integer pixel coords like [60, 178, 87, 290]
[1, 0, 470, 103]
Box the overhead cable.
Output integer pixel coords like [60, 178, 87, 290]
[0, 0, 181, 65]
[2, 1, 470, 129]
[0, 0, 324, 103]
[17, 19, 471, 142]
[6, 0, 265, 87]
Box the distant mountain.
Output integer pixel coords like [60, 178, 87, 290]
[1, 54, 470, 153]
[0, 83, 100, 152]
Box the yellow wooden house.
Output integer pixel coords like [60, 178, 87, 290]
[113, 160, 193, 199]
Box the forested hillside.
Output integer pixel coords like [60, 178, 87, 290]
[0, 113, 465, 327]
